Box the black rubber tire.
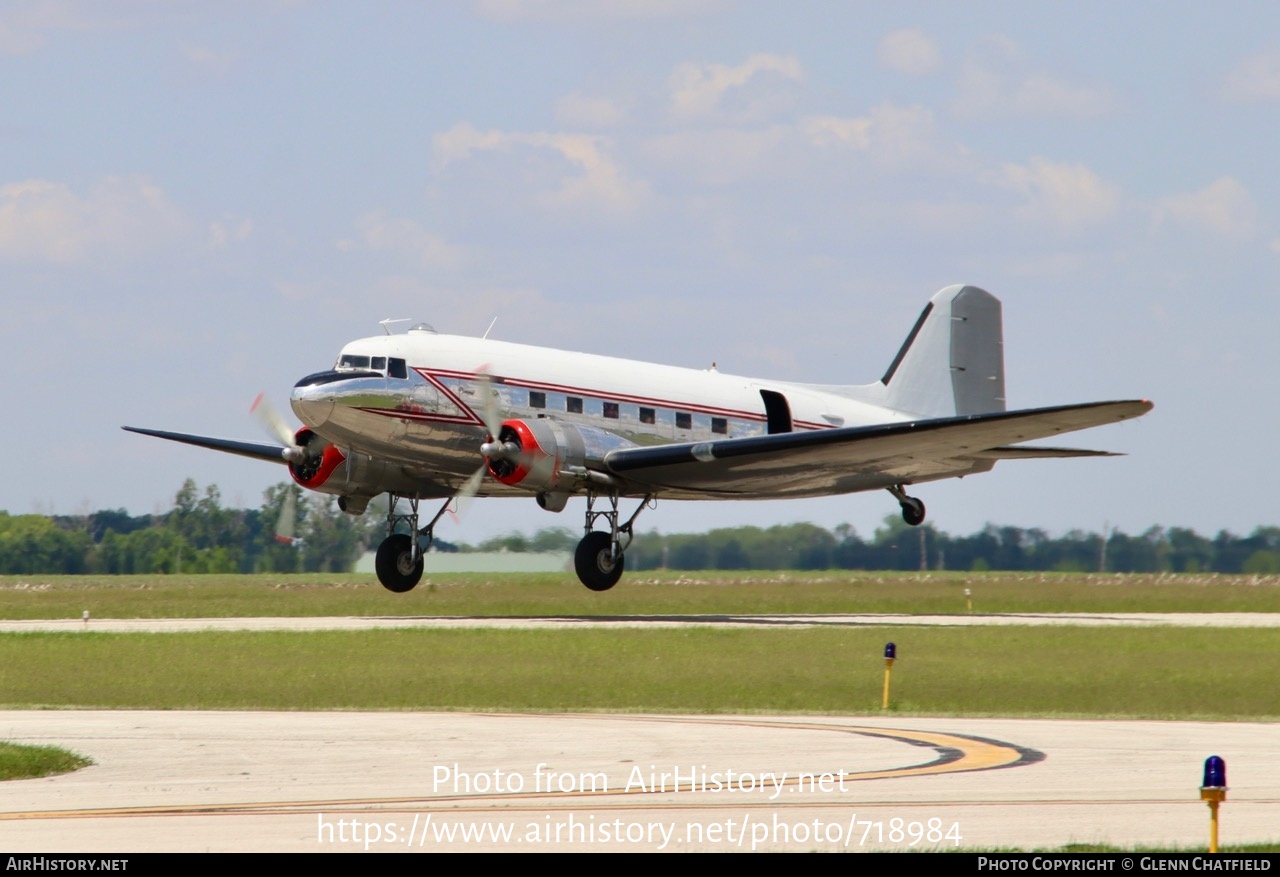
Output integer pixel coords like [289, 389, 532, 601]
[901, 499, 926, 527]
[375, 533, 423, 593]
[574, 531, 624, 592]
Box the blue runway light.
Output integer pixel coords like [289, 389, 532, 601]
[1202, 755, 1227, 790]
[884, 642, 896, 660]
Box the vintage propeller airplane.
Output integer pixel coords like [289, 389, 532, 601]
[125, 284, 1151, 592]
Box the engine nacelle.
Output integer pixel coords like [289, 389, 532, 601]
[287, 427, 420, 509]
[287, 428, 346, 490]
[485, 418, 634, 493]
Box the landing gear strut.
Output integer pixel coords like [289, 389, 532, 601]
[887, 484, 926, 526]
[574, 492, 653, 591]
[373, 494, 455, 593]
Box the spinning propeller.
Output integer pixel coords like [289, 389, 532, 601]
[250, 392, 308, 463]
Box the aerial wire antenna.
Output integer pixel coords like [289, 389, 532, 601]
[379, 318, 413, 335]
[482, 316, 498, 340]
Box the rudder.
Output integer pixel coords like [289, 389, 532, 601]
[878, 285, 1006, 417]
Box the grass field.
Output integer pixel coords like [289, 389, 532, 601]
[4, 570, 1280, 618]
[3, 570, 1278, 719]
[3, 625, 1278, 719]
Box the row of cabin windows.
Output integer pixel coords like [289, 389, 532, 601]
[526, 390, 728, 434]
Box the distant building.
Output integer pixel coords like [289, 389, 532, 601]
[354, 550, 572, 575]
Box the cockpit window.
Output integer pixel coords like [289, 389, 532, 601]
[334, 353, 405, 378]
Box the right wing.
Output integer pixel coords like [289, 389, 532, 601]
[602, 400, 1152, 498]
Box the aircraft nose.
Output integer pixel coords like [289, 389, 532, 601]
[290, 382, 335, 428]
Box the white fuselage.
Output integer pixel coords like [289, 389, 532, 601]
[289, 326, 911, 500]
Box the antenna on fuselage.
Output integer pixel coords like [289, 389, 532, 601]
[379, 318, 414, 335]
[482, 316, 498, 340]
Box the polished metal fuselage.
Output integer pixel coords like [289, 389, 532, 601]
[287, 328, 981, 502]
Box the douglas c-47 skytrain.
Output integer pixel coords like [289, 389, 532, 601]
[126, 285, 1152, 592]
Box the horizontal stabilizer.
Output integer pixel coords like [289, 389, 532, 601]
[974, 446, 1122, 460]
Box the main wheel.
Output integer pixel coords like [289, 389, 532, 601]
[574, 531, 624, 592]
[375, 533, 424, 593]
[900, 498, 926, 527]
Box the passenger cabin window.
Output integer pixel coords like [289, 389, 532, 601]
[676, 412, 692, 430]
[529, 391, 546, 409]
[640, 407, 655, 424]
[603, 402, 619, 419]
[712, 417, 728, 435]
[567, 396, 583, 414]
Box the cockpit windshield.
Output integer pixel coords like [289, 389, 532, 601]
[334, 354, 407, 378]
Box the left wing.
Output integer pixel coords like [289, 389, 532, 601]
[121, 426, 292, 464]
[602, 400, 1152, 498]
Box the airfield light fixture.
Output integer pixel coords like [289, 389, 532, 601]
[964, 587, 973, 612]
[1200, 755, 1227, 853]
[882, 642, 896, 710]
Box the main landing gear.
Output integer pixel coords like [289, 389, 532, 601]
[373, 495, 456, 593]
[573, 492, 653, 591]
[887, 484, 926, 527]
[371, 491, 656, 594]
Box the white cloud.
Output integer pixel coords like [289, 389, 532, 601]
[642, 126, 789, 186]
[432, 123, 649, 213]
[1156, 177, 1257, 238]
[667, 53, 803, 118]
[984, 157, 1119, 230]
[182, 44, 239, 75]
[209, 217, 253, 249]
[555, 92, 628, 128]
[0, 176, 185, 262]
[474, 0, 721, 21]
[338, 212, 466, 271]
[951, 43, 1114, 120]
[878, 29, 940, 76]
[802, 115, 872, 150]
[0, 2, 97, 56]
[804, 103, 951, 172]
[1222, 52, 1280, 102]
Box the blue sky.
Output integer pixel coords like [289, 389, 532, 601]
[3, 2, 1277, 543]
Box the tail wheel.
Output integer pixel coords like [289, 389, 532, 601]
[375, 533, 423, 593]
[901, 497, 926, 527]
[574, 531, 624, 592]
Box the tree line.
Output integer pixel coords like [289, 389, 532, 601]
[0, 480, 375, 575]
[2, 480, 1278, 575]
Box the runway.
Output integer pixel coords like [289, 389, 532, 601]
[1, 711, 1276, 852]
[4, 611, 1280, 634]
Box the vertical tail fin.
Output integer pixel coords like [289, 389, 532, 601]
[875, 285, 1006, 417]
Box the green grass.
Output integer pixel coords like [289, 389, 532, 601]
[0, 742, 91, 780]
[3, 570, 1280, 619]
[2, 626, 1278, 718]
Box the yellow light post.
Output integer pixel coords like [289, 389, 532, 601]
[881, 642, 896, 710]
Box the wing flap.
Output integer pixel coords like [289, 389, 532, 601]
[603, 400, 1151, 498]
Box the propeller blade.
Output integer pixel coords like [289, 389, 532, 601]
[249, 391, 312, 460]
[449, 465, 487, 522]
[471, 367, 504, 440]
[274, 488, 299, 546]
